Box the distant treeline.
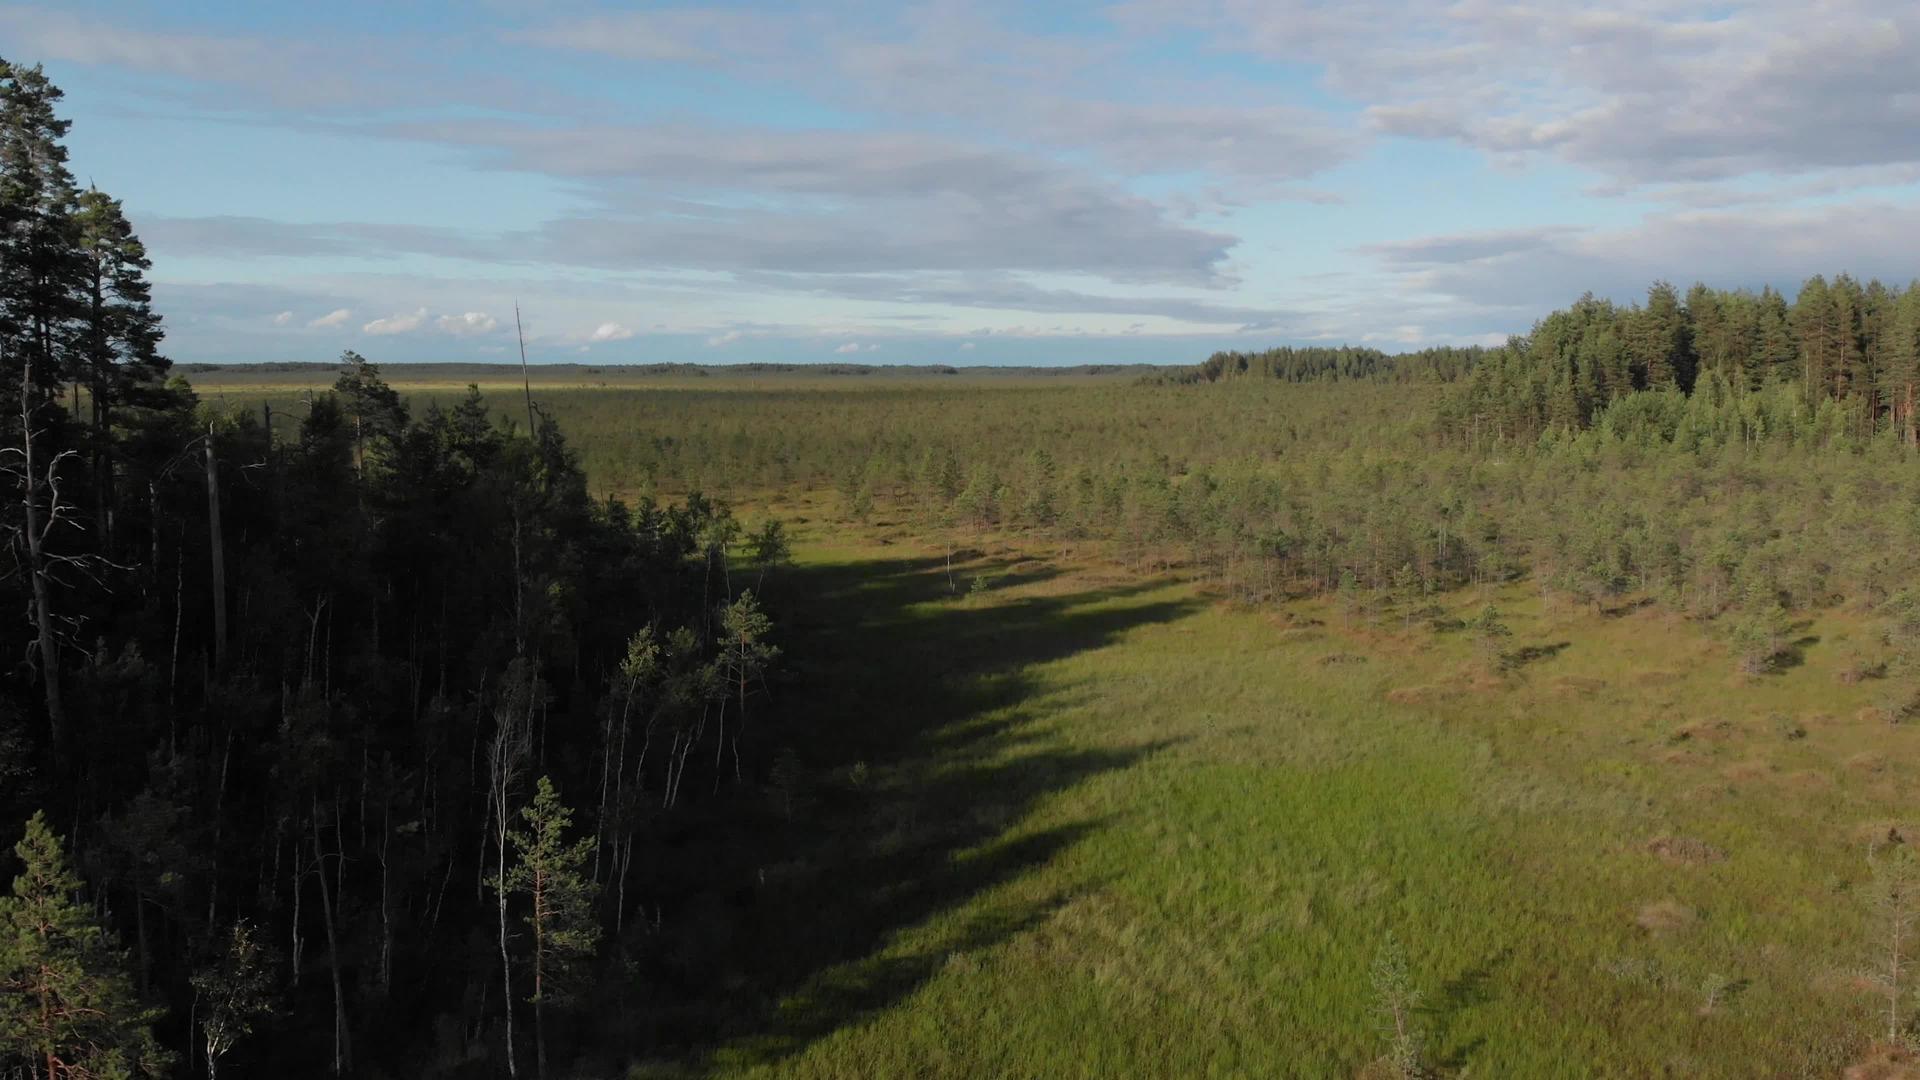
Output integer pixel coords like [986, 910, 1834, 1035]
[1159, 345, 1486, 385]
[1445, 277, 1920, 446]
[185, 360, 1177, 379]
[1168, 276, 1920, 450]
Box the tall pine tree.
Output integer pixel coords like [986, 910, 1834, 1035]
[0, 811, 171, 1078]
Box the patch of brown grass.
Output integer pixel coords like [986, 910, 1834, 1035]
[1635, 899, 1696, 935]
[1845, 1043, 1920, 1080]
[1647, 835, 1727, 866]
[1549, 675, 1607, 696]
[1846, 820, 1912, 847]
[1780, 769, 1834, 791]
[1385, 685, 1441, 705]
[1669, 718, 1736, 744]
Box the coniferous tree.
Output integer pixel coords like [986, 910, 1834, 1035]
[507, 776, 599, 1080]
[0, 61, 90, 743]
[0, 811, 171, 1079]
[73, 186, 167, 545]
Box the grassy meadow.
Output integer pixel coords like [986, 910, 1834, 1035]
[189, 364, 1909, 1075]
[671, 511, 1890, 1077]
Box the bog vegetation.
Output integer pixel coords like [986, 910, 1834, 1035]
[7, 57, 1920, 1078]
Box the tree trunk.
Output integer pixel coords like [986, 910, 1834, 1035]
[311, 802, 352, 1073]
[492, 725, 520, 1079]
[497, 816, 517, 1079]
[18, 347, 66, 745]
[378, 779, 393, 995]
[206, 427, 228, 674]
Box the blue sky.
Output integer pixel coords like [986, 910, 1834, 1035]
[12, 0, 1920, 365]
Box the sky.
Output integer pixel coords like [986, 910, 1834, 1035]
[10, 0, 1920, 366]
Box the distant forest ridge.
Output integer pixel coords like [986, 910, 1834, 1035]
[179, 360, 1176, 378]
[1177, 274, 1920, 446]
[1165, 344, 1487, 385]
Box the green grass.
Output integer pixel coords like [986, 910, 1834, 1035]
[659, 509, 1898, 1077]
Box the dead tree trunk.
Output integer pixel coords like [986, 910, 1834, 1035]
[14, 345, 67, 744]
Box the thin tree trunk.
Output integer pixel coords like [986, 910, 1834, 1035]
[311, 800, 351, 1074]
[18, 346, 66, 744]
[205, 427, 228, 674]
[491, 703, 521, 1080]
[379, 773, 394, 994]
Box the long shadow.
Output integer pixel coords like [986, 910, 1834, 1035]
[1430, 949, 1507, 1070]
[1501, 641, 1570, 670]
[603, 550, 1202, 1071]
[1772, 632, 1819, 672]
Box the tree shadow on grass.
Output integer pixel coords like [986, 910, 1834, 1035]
[1772, 632, 1820, 672]
[1600, 597, 1655, 618]
[611, 552, 1201, 1072]
[1500, 641, 1570, 670]
[1430, 948, 1508, 1071]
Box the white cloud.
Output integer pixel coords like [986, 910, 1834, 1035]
[1120, 0, 1920, 188]
[834, 342, 862, 354]
[1363, 200, 1920, 314]
[271, 310, 293, 326]
[436, 311, 499, 336]
[706, 330, 743, 348]
[589, 321, 634, 342]
[308, 308, 352, 329]
[363, 307, 428, 335]
[959, 342, 976, 351]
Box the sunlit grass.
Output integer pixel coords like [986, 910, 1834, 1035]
[686, 524, 1895, 1077]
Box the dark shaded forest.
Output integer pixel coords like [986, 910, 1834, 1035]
[0, 62, 796, 1079]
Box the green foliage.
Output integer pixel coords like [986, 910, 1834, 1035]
[0, 811, 170, 1079]
[1337, 569, 1362, 627]
[1863, 841, 1920, 1045]
[1729, 595, 1790, 675]
[1469, 604, 1511, 667]
[746, 519, 792, 585]
[190, 921, 275, 1078]
[508, 777, 600, 1008]
[1369, 933, 1427, 1079]
[1172, 344, 1482, 385]
[1877, 589, 1920, 720]
[767, 747, 809, 822]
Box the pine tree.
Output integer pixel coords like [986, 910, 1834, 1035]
[0, 811, 171, 1079]
[1863, 841, 1920, 1045]
[508, 777, 600, 1080]
[1632, 281, 1692, 391]
[1882, 286, 1920, 447]
[0, 61, 85, 403]
[0, 61, 90, 742]
[1793, 275, 1835, 402]
[1369, 933, 1426, 1079]
[1756, 286, 1798, 384]
[333, 350, 405, 475]
[715, 590, 778, 784]
[73, 186, 167, 546]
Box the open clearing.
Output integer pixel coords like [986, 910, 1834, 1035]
[645, 495, 1903, 1077]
